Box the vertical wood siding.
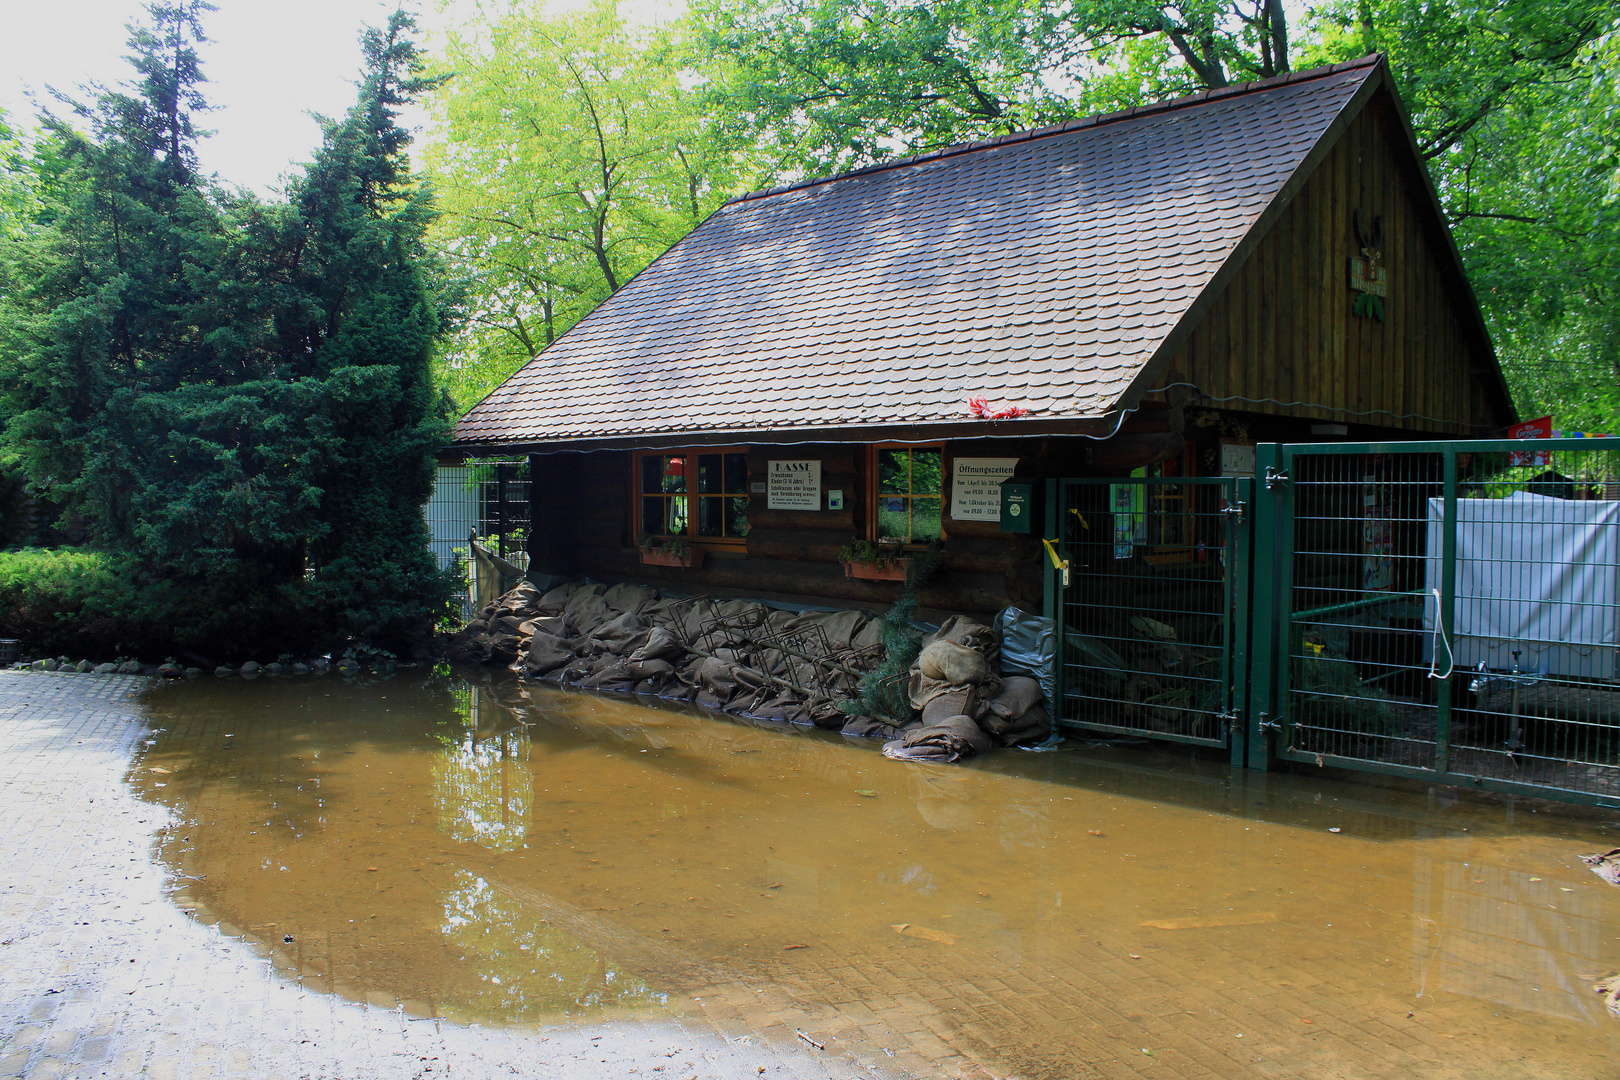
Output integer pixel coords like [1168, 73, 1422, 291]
[1172, 98, 1502, 435]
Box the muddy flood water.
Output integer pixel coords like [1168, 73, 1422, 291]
[128, 671, 1620, 1079]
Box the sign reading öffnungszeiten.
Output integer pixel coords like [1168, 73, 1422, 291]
[767, 460, 821, 510]
[951, 458, 1018, 520]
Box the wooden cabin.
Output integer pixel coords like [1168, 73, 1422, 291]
[449, 54, 1514, 617]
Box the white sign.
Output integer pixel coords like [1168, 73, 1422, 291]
[767, 460, 821, 510]
[1219, 443, 1256, 477]
[951, 457, 1018, 520]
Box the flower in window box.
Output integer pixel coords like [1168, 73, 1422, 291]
[637, 533, 704, 569]
[838, 539, 907, 581]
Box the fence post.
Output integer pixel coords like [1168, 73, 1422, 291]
[1228, 475, 1253, 768]
[1246, 444, 1284, 770]
[1044, 478, 1065, 725]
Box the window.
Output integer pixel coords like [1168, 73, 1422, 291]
[636, 449, 750, 543]
[872, 445, 944, 543]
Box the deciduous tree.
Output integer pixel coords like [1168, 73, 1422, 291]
[424, 1, 758, 409]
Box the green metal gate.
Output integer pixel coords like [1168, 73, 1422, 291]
[1045, 476, 1252, 763]
[1247, 438, 1620, 807]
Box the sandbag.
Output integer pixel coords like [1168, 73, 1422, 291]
[589, 611, 648, 654]
[624, 657, 676, 681]
[981, 704, 1051, 747]
[518, 615, 567, 639]
[522, 633, 574, 676]
[898, 714, 993, 761]
[694, 656, 740, 699]
[917, 639, 989, 685]
[926, 616, 1000, 671]
[603, 582, 659, 614]
[998, 606, 1056, 710]
[988, 676, 1043, 719]
[629, 626, 684, 663]
[786, 608, 868, 649]
[580, 659, 637, 692]
[563, 589, 613, 635]
[920, 688, 977, 726]
[536, 580, 587, 614]
[841, 715, 910, 740]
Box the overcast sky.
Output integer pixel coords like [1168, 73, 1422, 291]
[0, 0, 677, 195]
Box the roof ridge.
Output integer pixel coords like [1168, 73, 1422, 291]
[725, 53, 1383, 208]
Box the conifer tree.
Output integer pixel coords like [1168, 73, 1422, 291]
[0, 4, 456, 657]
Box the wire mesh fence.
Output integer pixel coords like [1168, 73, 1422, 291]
[1267, 439, 1620, 803]
[426, 460, 532, 619]
[1055, 477, 1246, 749]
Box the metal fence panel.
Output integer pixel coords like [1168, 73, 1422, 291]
[1259, 438, 1620, 806]
[426, 461, 532, 619]
[1051, 476, 1249, 755]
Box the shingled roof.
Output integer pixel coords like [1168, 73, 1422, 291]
[454, 56, 1392, 451]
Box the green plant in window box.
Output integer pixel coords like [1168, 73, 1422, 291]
[838, 538, 907, 580]
[636, 532, 702, 568]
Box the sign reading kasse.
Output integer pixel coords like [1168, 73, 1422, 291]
[767, 460, 821, 510]
[951, 457, 1019, 521]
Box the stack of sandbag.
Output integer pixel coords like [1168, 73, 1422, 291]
[880, 616, 1051, 763]
[451, 580, 888, 729]
[980, 676, 1050, 746]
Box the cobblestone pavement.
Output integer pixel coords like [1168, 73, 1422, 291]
[0, 673, 923, 1080]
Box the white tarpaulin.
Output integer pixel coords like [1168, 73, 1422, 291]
[1424, 492, 1620, 678]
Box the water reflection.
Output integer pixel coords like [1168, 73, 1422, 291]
[433, 691, 531, 852]
[130, 671, 1620, 1077]
[442, 870, 664, 1015]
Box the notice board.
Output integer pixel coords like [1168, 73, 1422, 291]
[767, 460, 821, 510]
[951, 458, 1018, 520]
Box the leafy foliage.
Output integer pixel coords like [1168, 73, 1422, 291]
[0, 5, 458, 658]
[424, 1, 762, 410]
[0, 548, 145, 658]
[842, 541, 944, 722]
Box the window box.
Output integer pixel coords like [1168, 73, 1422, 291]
[843, 558, 906, 581]
[640, 548, 705, 569]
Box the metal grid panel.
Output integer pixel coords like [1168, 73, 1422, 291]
[1280, 451, 1443, 768]
[1272, 439, 1620, 804]
[1055, 477, 1245, 749]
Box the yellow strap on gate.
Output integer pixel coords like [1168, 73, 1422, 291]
[1041, 538, 1071, 587]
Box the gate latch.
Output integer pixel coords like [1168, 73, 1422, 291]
[1220, 501, 1247, 523]
[1264, 467, 1290, 490]
[1216, 708, 1241, 730]
[1041, 537, 1071, 588]
[1256, 712, 1281, 734]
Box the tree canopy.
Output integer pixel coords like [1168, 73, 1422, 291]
[425, 1, 762, 410]
[423, 0, 1619, 431]
[0, 3, 457, 657]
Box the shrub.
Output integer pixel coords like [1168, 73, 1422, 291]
[0, 548, 144, 658]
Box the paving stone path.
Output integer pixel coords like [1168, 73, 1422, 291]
[2, 671, 1611, 1080]
[0, 672, 926, 1080]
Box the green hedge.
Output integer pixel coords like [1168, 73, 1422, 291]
[0, 548, 143, 659]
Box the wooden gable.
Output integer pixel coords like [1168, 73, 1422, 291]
[1143, 81, 1513, 436]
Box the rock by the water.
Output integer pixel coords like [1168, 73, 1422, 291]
[117, 660, 142, 674]
[215, 665, 235, 677]
[94, 662, 118, 674]
[157, 663, 184, 678]
[310, 658, 331, 674]
[336, 659, 361, 676]
[39, 659, 59, 672]
[290, 662, 310, 676]
[239, 660, 263, 676]
[75, 660, 94, 673]
[185, 667, 203, 679]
